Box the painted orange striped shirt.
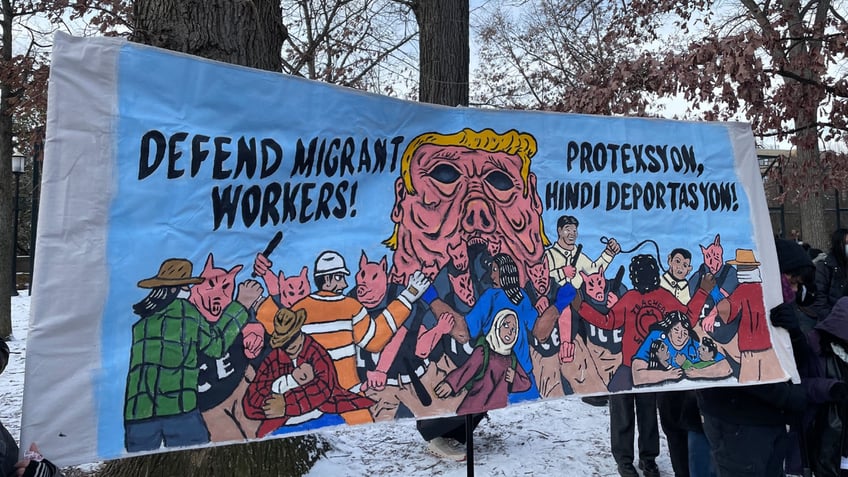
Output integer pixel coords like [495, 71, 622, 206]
[257, 290, 412, 390]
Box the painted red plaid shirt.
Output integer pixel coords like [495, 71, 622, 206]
[244, 334, 374, 437]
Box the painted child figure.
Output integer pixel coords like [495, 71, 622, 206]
[680, 337, 720, 370]
[647, 340, 673, 371]
[434, 309, 532, 414]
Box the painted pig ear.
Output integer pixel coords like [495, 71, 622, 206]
[228, 264, 244, 277]
[203, 253, 215, 273]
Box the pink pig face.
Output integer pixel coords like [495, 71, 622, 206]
[449, 271, 476, 307]
[580, 266, 606, 302]
[700, 234, 723, 275]
[279, 266, 310, 308]
[447, 242, 469, 272]
[389, 143, 544, 285]
[355, 252, 388, 309]
[189, 254, 243, 323]
[526, 261, 549, 296]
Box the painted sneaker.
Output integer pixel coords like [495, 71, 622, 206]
[426, 437, 466, 461]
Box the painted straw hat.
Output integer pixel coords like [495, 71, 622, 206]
[271, 308, 308, 349]
[725, 249, 760, 267]
[137, 258, 204, 288]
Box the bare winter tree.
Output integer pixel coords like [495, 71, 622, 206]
[473, 0, 652, 114]
[1, 0, 22, 338]
[131, 0, 285, 70]
[282, 0, 418, 97]
[475, 0, 848, 247]
[600, 0, 848, 248]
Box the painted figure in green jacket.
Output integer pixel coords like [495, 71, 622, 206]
[123, 258, 263, 452]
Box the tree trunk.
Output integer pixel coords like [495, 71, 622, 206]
[0, 0, 16, 338]
[799, 189, 826, 248]
[412, 0, 469, 106]
[101, 3, 322, 476]
[795, 117, 827, 248]
[96, 434, 323, 477]
[779, 1, 829, 249]
[131, 0, 287, 71]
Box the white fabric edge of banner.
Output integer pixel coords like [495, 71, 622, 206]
[728, 121, 798, 383]
[20, 32, 125, 467]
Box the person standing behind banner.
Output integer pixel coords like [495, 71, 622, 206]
[696, 239, 815, 477]
[803, 297, 848, 476]
[812, 228, 848, 321]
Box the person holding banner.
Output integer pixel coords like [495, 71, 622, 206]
[804, 296, 848, 476]
[696, 239, 816, 477]
[576, 254, 714, 477]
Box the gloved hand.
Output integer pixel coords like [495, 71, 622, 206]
[399, 270, 432, 305]
[770, 303, 801, 333]
[829, 381, 848, 402]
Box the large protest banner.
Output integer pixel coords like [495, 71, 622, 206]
[22, 32, 794, 466]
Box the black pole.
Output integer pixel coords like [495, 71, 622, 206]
[28, 159, 40, 294]
[10, 171, 20, 297]
[465, 414, 474, 477]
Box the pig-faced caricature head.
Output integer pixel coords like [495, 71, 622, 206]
[580, 265, 607, 302]
[700, 234, 723, 275]
[279, 266, 310, 308]
[447, 242, 469, 272]
[384, 128, 549, 286]
[189, 254, 243, 323]
[448, 271, 476, 307]
[526, 260, 550, 297]
[355, 251, 388, 308]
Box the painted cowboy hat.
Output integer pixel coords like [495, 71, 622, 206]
[270, 308, 308, 349]
[137, 258, 204, 288]
[726, 249, 761, 267]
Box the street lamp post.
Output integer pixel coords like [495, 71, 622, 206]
[11, 152, 25, 296]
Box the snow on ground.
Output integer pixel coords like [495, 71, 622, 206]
[3, 294, 676, 476]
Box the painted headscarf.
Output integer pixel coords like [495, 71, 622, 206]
[486, 309, 518, 356]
